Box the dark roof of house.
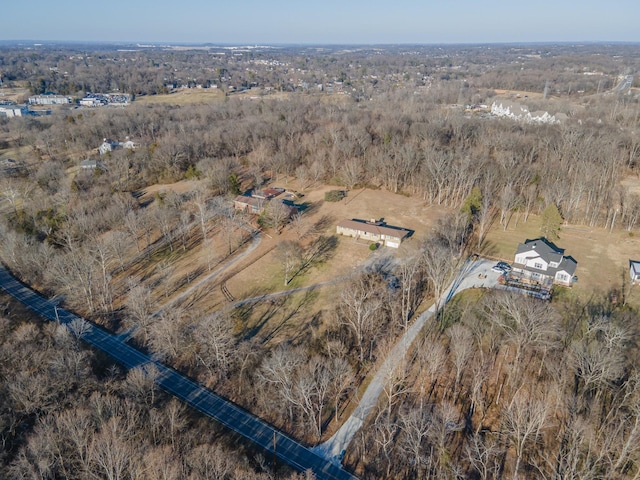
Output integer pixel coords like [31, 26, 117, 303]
[516, 237, 563, 256]
[555, 257, 577, 276]
[337, 218, 411, 239]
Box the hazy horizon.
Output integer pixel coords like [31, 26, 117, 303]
[3, 0, 638, 45]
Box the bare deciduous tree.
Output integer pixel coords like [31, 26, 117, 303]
[338, 272, 384, 363]
[447, 323, 474, 399]
[419, 238, 458, 316]
[276, 240, 302, 286]
[265, 198, 292, 234]
[193, 311, 235, 383]
[466, 432, 503, 480]
[503, 391, 550, 479]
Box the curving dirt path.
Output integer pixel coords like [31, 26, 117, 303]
[153, 229, 261, 316]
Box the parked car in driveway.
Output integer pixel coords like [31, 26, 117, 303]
[496, 261, 512, 271]
[492, 265, 506, 273]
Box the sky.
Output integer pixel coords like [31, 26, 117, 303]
[2, 0, 639, 44]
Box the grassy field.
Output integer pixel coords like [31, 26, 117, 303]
[0, 146, 32, 161]
[160, 179, 640, 342]
[42, 169, 640, 346]
[0, 83, 30, 103]
[226, 186, 449, 296]
[135, 89, 227, 105]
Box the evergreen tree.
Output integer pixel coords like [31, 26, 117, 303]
[541, 204, 562, 239]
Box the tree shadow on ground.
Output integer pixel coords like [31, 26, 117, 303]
[234, 287, 281, 341]
[262, 289, 319, 344]
[477, 239, 499, 258]
[308, 214, 335, 236]
[291, 235, 338, 283]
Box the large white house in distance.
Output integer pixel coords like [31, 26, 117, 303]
[512, 238, 577, 288]
[336, 218, 411, 248]
[491, 101, 563, 125]
[28, 95, 71, 105]
[98, 137, 137, 155]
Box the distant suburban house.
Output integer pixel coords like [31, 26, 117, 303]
[121, 139, 136, 150]
[336, 218, 411, 248]
[99, 139, 119, 155]
[98, 137, 137, 155]
[28, 94, 71, 105]
[512, 238, 577, 288]
[630, 260, 640, 284]
[80, 158, 105, 170]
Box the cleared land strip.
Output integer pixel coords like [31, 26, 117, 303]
[0, 266, 358, 480]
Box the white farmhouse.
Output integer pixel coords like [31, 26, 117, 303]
[512, 238, 577, 288]
[99, 139, 119, 155]
[98, 137, 137, 155]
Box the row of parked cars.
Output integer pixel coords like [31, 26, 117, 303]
[492, 261, 512, 274]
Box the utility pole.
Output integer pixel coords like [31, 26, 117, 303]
[273, 431, 277, 476]
[543, 79, 550, 100]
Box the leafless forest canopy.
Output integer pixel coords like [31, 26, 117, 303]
[1, 43, 640, 479]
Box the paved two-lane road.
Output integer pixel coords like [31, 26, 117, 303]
[0, 266, 357, 480]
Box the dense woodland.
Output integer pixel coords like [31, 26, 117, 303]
[0, 293, 317, 479]
[1, 43, 640, 479]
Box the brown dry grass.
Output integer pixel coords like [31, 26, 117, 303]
[135, 89, 351, 107]
[0, 146, 32, 161]
[227, 186, 448, 295]
[0, 83, 30, 103]
[135, 89, 226, 106]
[221, 185, 449, 343]
[136, 180, 200, 201]
[493, 89, 546, 101]
[125, 176, 640, 344]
